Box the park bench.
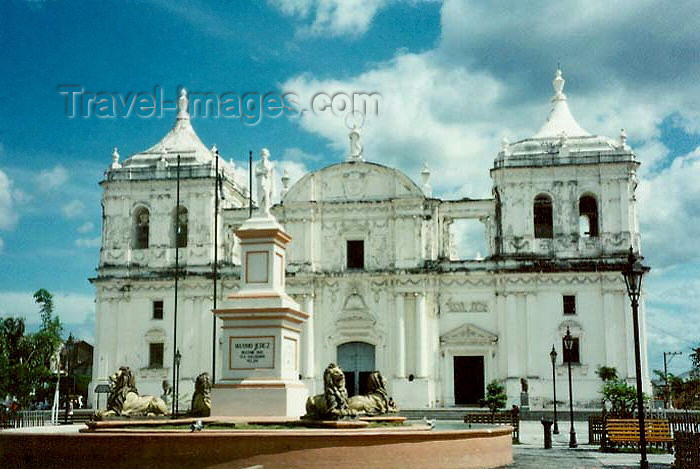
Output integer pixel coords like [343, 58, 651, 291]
[605, 418, 672, 451]
[464, 409, 520, 443]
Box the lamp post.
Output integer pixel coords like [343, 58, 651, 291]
[622, 247, 650, 469]
[563, 327, 577, 448]
[550, 345, 559, 434]
[174, 349, 182, 417]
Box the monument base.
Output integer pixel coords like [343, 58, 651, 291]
[392, 378, 432, 408]
[211, 381, 308, 417]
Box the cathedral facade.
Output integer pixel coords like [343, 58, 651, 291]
[89, 71, 649, 410]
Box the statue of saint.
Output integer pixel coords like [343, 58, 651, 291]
[255, 148, 275, 216]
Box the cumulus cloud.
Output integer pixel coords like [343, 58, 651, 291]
[37, 165, 69, 191]
[61, 199, 85, 219]
[0, 169, 17, 230]
[637, 147, 700, 269]
[75, 236, 101, 248]
[269, 0, 387, 37]
[282, 147, 323, 163]
[76, 221, 95, 234]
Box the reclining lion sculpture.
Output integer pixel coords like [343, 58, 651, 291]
[303, 363, 357, 420]
[96, 366, 169, 418]
[348, 371, 397, 416]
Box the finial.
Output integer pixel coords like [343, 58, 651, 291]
[110, 147, 121, 169]
[619, 128, 629, 149]
[280, 169, 290, 199]
[177, 88, 189, 120]
[559, 131, 570, 157]
[211, 144, 218, 155]
[421, 163, 432, 197]
[553, 68, 565, 98]
[501, 137, 511, 157]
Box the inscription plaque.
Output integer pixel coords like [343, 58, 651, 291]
[230, 336, 275, 370]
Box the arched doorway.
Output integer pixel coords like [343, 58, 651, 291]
[337, 342, 375, 397]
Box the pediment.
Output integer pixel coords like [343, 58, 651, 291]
[440, 323, 498, 346]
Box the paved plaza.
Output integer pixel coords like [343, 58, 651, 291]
[510, 421, 673, 468]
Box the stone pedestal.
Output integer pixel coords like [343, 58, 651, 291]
[211, 215, 309, 417]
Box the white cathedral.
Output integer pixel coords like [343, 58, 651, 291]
[89, 70, 649, 410]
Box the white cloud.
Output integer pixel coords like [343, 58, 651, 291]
[37, 165, 69, 191]
[76, 221, 95, 234]
[637, 147, 700, 268]
[75, 236, 101, 248]
[0, 169, 17, 230]
[282, 147, 323, 163]
[0, 290, 95, 326]
[270, 0, 387, 37]
[284, 52, 504, 197]
[61, 199, 85, 219]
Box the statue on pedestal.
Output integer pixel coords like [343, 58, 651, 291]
[255, 148, 275, 216]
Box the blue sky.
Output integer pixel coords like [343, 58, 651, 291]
[0, 0, 698, 376]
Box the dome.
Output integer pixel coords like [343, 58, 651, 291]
[496, 69, 634, 167]
[121, 89, 214, 168]
[283, 161, 425, 203]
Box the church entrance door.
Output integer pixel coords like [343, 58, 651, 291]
[337, 342, 375, 397]
[453, 356, 485, 406]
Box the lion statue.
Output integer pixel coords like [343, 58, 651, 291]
[96, 366, 169, 418]
[190, 372, 212, 417]
[303, 363, 356, 420]
[347, 371, 397, 416]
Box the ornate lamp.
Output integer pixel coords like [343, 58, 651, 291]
[174, 349, 182, 417]
[621, 247, 650, 469]
[563, 327, 577, 448]
[550, 346, 559, 434]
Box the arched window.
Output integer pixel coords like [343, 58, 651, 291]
[578, 195, 598, 237]
[133, 206, 150, 250]
[174, 205, 188, 248]
[533, 194, 553, 239]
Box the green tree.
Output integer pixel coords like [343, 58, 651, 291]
[479, 380, 508, 417]
[690, 346, 700, 378]
[0, 289, 63, 407]
[596, 366, 618, 382]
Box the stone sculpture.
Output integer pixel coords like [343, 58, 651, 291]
[255, 148, 275, 216]
[96, 366, 169, 418]
[160, 380, 172, 407]
[348, 371, 398, 416]
[303, 363, 356, 420]
[190, 372, 212, 417]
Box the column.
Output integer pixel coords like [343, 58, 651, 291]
[395, 293, 406, 378]
[506, 294, 518, 377]
[303, 294, 315, 379]
[526, 293, 536, 375]
[415, 292, 428, 378]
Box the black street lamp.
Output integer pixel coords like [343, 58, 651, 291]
[174, 349, 182, 417]
[563, 327, 577, 448]
[550, 345, 559, 434]
[622, 247, 650, 469]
